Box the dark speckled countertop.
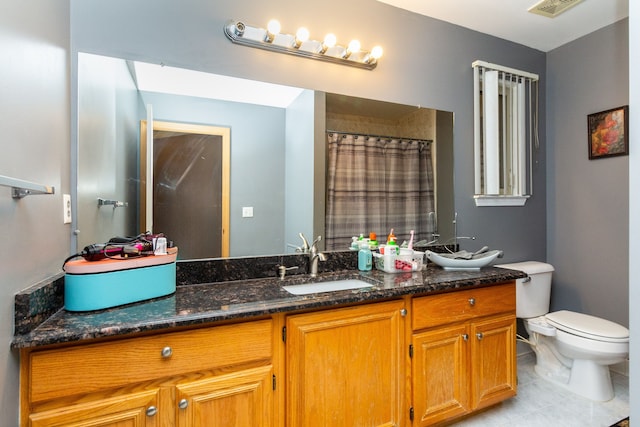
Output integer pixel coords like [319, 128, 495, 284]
[12, 263, 526, 350]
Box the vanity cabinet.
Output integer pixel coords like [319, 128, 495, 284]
[285, 300, 406, 427]
[410, 283, 517, 426]
[21, 319, 275, 427]
[20, 281, 518, 427]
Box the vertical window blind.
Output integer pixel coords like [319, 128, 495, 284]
[472, 60, 539, 206]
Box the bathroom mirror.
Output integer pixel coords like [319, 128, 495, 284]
[76, 52, 455, 259]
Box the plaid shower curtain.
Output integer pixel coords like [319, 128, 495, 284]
[325, 133, 435, 250]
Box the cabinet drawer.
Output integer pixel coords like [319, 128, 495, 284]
[29, 388, 160, 427]
[412, 283, 515, 330]
[28, 318, 273, 404]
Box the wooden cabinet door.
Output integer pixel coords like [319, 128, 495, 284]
[412, 324, 469, 426]
[286, 300, 405, 427]
[470, 315, 517, 410]
[28, 389, 160, 427]
[175, 365, 274, 427]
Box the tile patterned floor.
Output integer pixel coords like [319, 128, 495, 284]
[452, 353, 629, 427]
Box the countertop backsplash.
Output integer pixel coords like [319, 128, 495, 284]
[12, 247, 490, 347]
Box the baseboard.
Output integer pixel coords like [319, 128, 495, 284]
[517, 341, 533, 357]
[611, 359, 629, 376]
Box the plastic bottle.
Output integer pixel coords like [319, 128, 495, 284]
[386, 229, 399, 255]
[358, 242, 372, 271]
[369, 232, 378, 249]
[350, 236, 359, 251]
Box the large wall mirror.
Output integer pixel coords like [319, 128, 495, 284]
[76, 52, 455, 260]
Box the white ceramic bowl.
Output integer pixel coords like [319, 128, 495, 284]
[425, 250, 503, 270]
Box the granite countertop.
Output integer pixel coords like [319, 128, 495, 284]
[12, 265, 526, 350]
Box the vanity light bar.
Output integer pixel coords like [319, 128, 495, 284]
[224, 20, 382, 70]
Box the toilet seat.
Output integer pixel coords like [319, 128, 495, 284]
[545, 310, 629, 343]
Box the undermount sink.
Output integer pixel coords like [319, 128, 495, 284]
[282, 279, 374, 295]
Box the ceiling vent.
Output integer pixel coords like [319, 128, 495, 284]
[528, 0, 584, 18]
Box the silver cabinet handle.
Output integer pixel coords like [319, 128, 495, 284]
[179, 398, 189, 410]
[462, 334, 469, 341]
[468, 298, 476, 306]
[161, 346, 173, 358]
[476, 332, 484, 340]
[400, 309, 407, 317]
[146, 406, 157, 417]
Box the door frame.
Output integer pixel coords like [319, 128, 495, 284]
[140, 120, 230, 257]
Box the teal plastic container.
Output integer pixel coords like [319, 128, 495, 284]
[64, 258, 176, 312]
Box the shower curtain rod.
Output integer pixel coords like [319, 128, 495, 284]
[326, 130, 432, 144]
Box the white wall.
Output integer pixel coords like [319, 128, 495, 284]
[0, 1, 70, 423]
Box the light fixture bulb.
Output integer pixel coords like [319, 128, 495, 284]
[370, 46, 383, 60]
[346, 40, 361, 57]
[323, 33, 337, 49]
[267, 19, 281, 35]
[225, 19, 380, 69]
[296, 27, 310, 43]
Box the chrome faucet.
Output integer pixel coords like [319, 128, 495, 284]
[451, 212, 475, 251]
[297, 232, 311, 253]
[300, 233, 327, 277]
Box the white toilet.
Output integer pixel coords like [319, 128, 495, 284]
[498, 261, 629, 401]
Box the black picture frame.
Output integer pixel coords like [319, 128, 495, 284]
[588, 105, 629, 159]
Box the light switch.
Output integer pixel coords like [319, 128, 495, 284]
[242, 206, 254, 218]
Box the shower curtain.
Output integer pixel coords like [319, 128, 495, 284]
[325, 132, 435, 250]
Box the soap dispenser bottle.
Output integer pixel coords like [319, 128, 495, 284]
[358, 241, 372, 271]
[386, 229, 399, 255]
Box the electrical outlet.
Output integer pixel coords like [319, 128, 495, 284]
[63, 194, 72, 224]
[242, 206, 254, 218]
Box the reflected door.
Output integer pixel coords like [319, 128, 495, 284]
[140, 120, 230, 258]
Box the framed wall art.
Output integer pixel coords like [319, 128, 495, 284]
[588, 105, 629, 159]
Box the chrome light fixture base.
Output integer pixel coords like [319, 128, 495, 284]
[224, 20, 380, 70]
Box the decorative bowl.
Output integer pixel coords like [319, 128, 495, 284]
[425, 249, 503, 271]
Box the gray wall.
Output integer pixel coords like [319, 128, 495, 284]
[436, 111, 455, 242]
[546, 20, 629, 327]
[140, 91, 288, 256]
[77, 54, 139, 248]
[0, 1, 70, 424]
[285, 90, 316, 251]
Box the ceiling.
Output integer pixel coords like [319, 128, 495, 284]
[377, 0, 628, 52]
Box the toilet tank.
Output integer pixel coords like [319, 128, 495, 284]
[496, 261, 554, 319]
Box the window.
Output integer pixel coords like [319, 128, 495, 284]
[472, 60, 539, 206]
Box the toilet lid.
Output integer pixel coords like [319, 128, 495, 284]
[545, 310, 629, 342]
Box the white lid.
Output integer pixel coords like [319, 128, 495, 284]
[496, 261, 554, 275]
[545, 310, 629, 342]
